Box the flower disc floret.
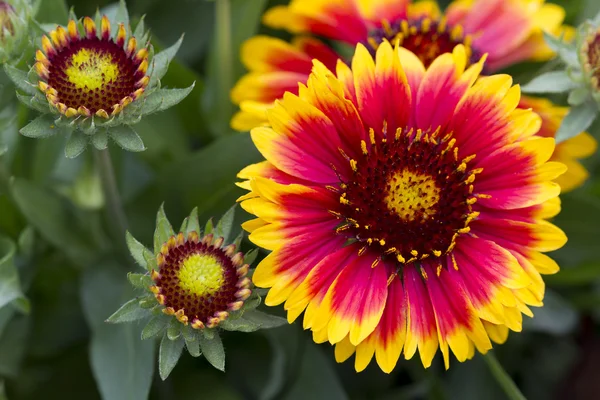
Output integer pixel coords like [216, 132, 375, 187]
[35, 16, 149, 119]
[581, 27, 600, 91]
[0, 1, 15, 39]
[151, 231, 251, 329]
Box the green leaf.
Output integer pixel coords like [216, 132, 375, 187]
[179, 207, 200, 235]
[3, 65, 37, 95]
[127, 272, 153, 289]
[0, 236, 25, 310]
[154, 204, 175, 253]
[556, 100, 598, 143]
[109, 125, 146, 152]
[106, 298, 151, 323]
[204, 218, 214, 235]
[133, 15, 145, 39]
[82, 266, 155, 400]
[215, 204, 236, 242]
[181, 324, 197, 342]
[521, 71, 577, 93]
[220, 316, 260, 332]
[568, 87, 590, 106]
[0, 315, 30, 378]
[65, 130, 89, 158]
[10, 178, 95, 264]
[241, 310, 287, 329]
[140, 84, 196, 115]
[198, 332, 225, 371]
[20, 114, 60, 138]
[151, 35, 184, 86]
[141, 315, 170, 340]
[126, 231, 153, 271]
[159, 334, 184, 380]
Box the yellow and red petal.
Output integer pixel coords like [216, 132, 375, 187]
[263, 0, 369, 44]
[373, 276, 407, 373]
[356, 0, 409, 25]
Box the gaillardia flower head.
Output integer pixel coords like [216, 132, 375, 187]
[0, 0, 33, 64]
[238, 42, 567, 372]
[9, 4, 193, 157]
[108, 205, 285, 379]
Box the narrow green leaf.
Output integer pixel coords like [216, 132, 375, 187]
[179, 207, 200, 236]
[241, 310, 287, 329]
[65, 130, 89, 158]
[141, 315, 170, 340]
[220, 316, 260, 332]
[198, 332, 225, 371]
[126, 231, 152, 270]
[154, 204, 175, 253]
[186, 337, 201, 357]
[215, 204, 236, 242]
[556, 100, 598, 143]
[151, 35, 184, 86]
[133, 15, 145, 39]
[0, 236, 24, 310]
[106, 298, 150, 323]
[127, 273, 153, 289]
[159, 334, 184, 380]
[3, 65, 37, 95]
[109, 125, 146, 152]
[20, 114, 59, 138]
[521, 71, 577, 94]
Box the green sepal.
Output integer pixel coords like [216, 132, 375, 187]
[138, 295, 158, 309]
[91, 130, 108, 150]
[141, 314, 171, 340]
[568, 87, 591, 106]
[150, 35, 184, 87]
[240, 292, 261, 312]
[198, 332, 225, 371]
[204, 218, 214, 235]
[3, 64, 37, 95]
[185, 337, 201, 358]
[521, 71, 577, 94]
[166, 319, 182, 340]
[133, 15, 145, 39]
[243, 248, 258, 265]
[106, 298, 151, 323]
[138, 84, 195, 115]
[65, 130, 89, 158]
[16, 93, 50, 113]
[556, 100, 598, 143]
[220, 309, 286, 333]
[181, 324, 197, 342]
[215, 205, 236, 242]
[158, 333, 184, 380]
[154, 204, 175, 253]
[127, 272, 153, 289]
[125, 231, 153, 270]
[143, 250, 158, 273]
[232, 231, 244, 249]
[20, 114, 60, 138]
[108, 125, 145, 152]
[179, 207, 200, 236]
[202, 327, 215, 340]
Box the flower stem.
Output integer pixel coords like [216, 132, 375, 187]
[483, 352, 527, 400]
[215, 0, 233, 128]
[94, 148, 128, 243]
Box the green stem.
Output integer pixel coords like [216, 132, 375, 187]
[94, 148, 128, 243]
[483, 352, 527, 400]
[215, 0, 233, 127]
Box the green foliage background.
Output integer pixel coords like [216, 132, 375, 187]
[1, 0, 600, 399]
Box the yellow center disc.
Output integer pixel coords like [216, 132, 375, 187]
[177, 253, 225, 297]
[65, 48, 119, 91]
[384, 170, 441, 222]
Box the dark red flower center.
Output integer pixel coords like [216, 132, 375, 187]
[366, 18, 481, 68]
[47, 37, 144, 113]
[153, 236, 240, 325]
[334, 128, 479, 264]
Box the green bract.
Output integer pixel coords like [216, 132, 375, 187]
[0, 0, 33, 65]
[522, 13, 600, 143]
[107, 205, 286, 380]
[4, 0, 194, 158]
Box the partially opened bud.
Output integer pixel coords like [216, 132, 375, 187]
[0, 0, 32, 64]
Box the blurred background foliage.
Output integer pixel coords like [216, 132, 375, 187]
[1, 0, 600, 399]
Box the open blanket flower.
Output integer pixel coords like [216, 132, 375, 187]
[232, 0, 594, 191]
[238, 42, 567, 372]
